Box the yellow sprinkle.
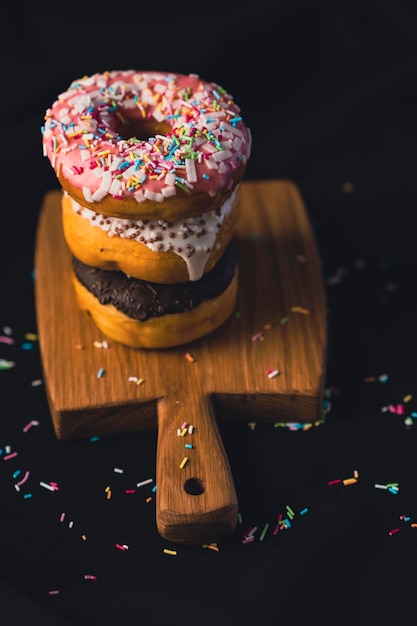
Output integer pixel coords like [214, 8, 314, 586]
[290, 306, 310, 315]
[403, 394, 413, 403]
[97, 149, 111, 156]
[25, 333, 38, 341]
[116, 111, 127, 123]
[136, 378, 145, 386]
[343, 477, 357, 486]
[179, 457, 188, 469]
[163, 549, 177, 556]
[180, 427, 188, 437]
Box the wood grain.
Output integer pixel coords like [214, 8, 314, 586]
[34, 179, 327, 544]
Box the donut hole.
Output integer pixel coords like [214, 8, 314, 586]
[115, 117, 172, 142]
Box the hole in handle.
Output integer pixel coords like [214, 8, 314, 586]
[184, 477, 205, 496]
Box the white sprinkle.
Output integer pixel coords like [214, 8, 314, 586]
[136, 478, 153, 488]
[267, 369, 280, 379]
[40, 481, 56, 491]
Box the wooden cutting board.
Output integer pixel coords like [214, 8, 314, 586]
[34, 179, 327, 545]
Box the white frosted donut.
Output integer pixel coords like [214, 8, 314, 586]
[61, 186, 240, 283]
[42, 70, 252, 221]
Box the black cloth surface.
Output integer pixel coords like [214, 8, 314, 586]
[2, 1, 417, 624]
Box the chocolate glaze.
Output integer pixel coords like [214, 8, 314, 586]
[72, 240, 237, 321]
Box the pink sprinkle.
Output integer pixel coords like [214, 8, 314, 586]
[16, 470, 30, 486]
[328, 479, 342, 485]
[252, 332, 263, 341]
[273, 524, 280, 535]
[60, 512, 66, 522]
[115, 543, 127, 551]
[23, 420, 39, 432]
[84, 574, 98, 581]
[0, 336, 14, 345]
[48, 590, 60, 595]
[389, 404, 405, 415]
[3, 452, 18, 461]
[125, 489, 136, 494]
[389, 528, 400, 536]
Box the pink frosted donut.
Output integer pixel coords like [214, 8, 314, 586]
[42, 70, 252, 221]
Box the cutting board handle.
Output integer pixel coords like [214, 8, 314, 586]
[156, 393, 238, 545]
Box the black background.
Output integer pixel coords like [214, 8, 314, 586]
[2, 1, 417, 624]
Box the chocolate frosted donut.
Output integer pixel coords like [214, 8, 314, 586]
[71, 240, 238, 349]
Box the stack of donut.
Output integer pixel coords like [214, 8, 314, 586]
[41, 70, 252, 348]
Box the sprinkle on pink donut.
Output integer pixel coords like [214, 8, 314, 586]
[41, 70, 252, 205]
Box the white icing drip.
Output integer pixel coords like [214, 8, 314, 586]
[68, 187, 237, 281]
